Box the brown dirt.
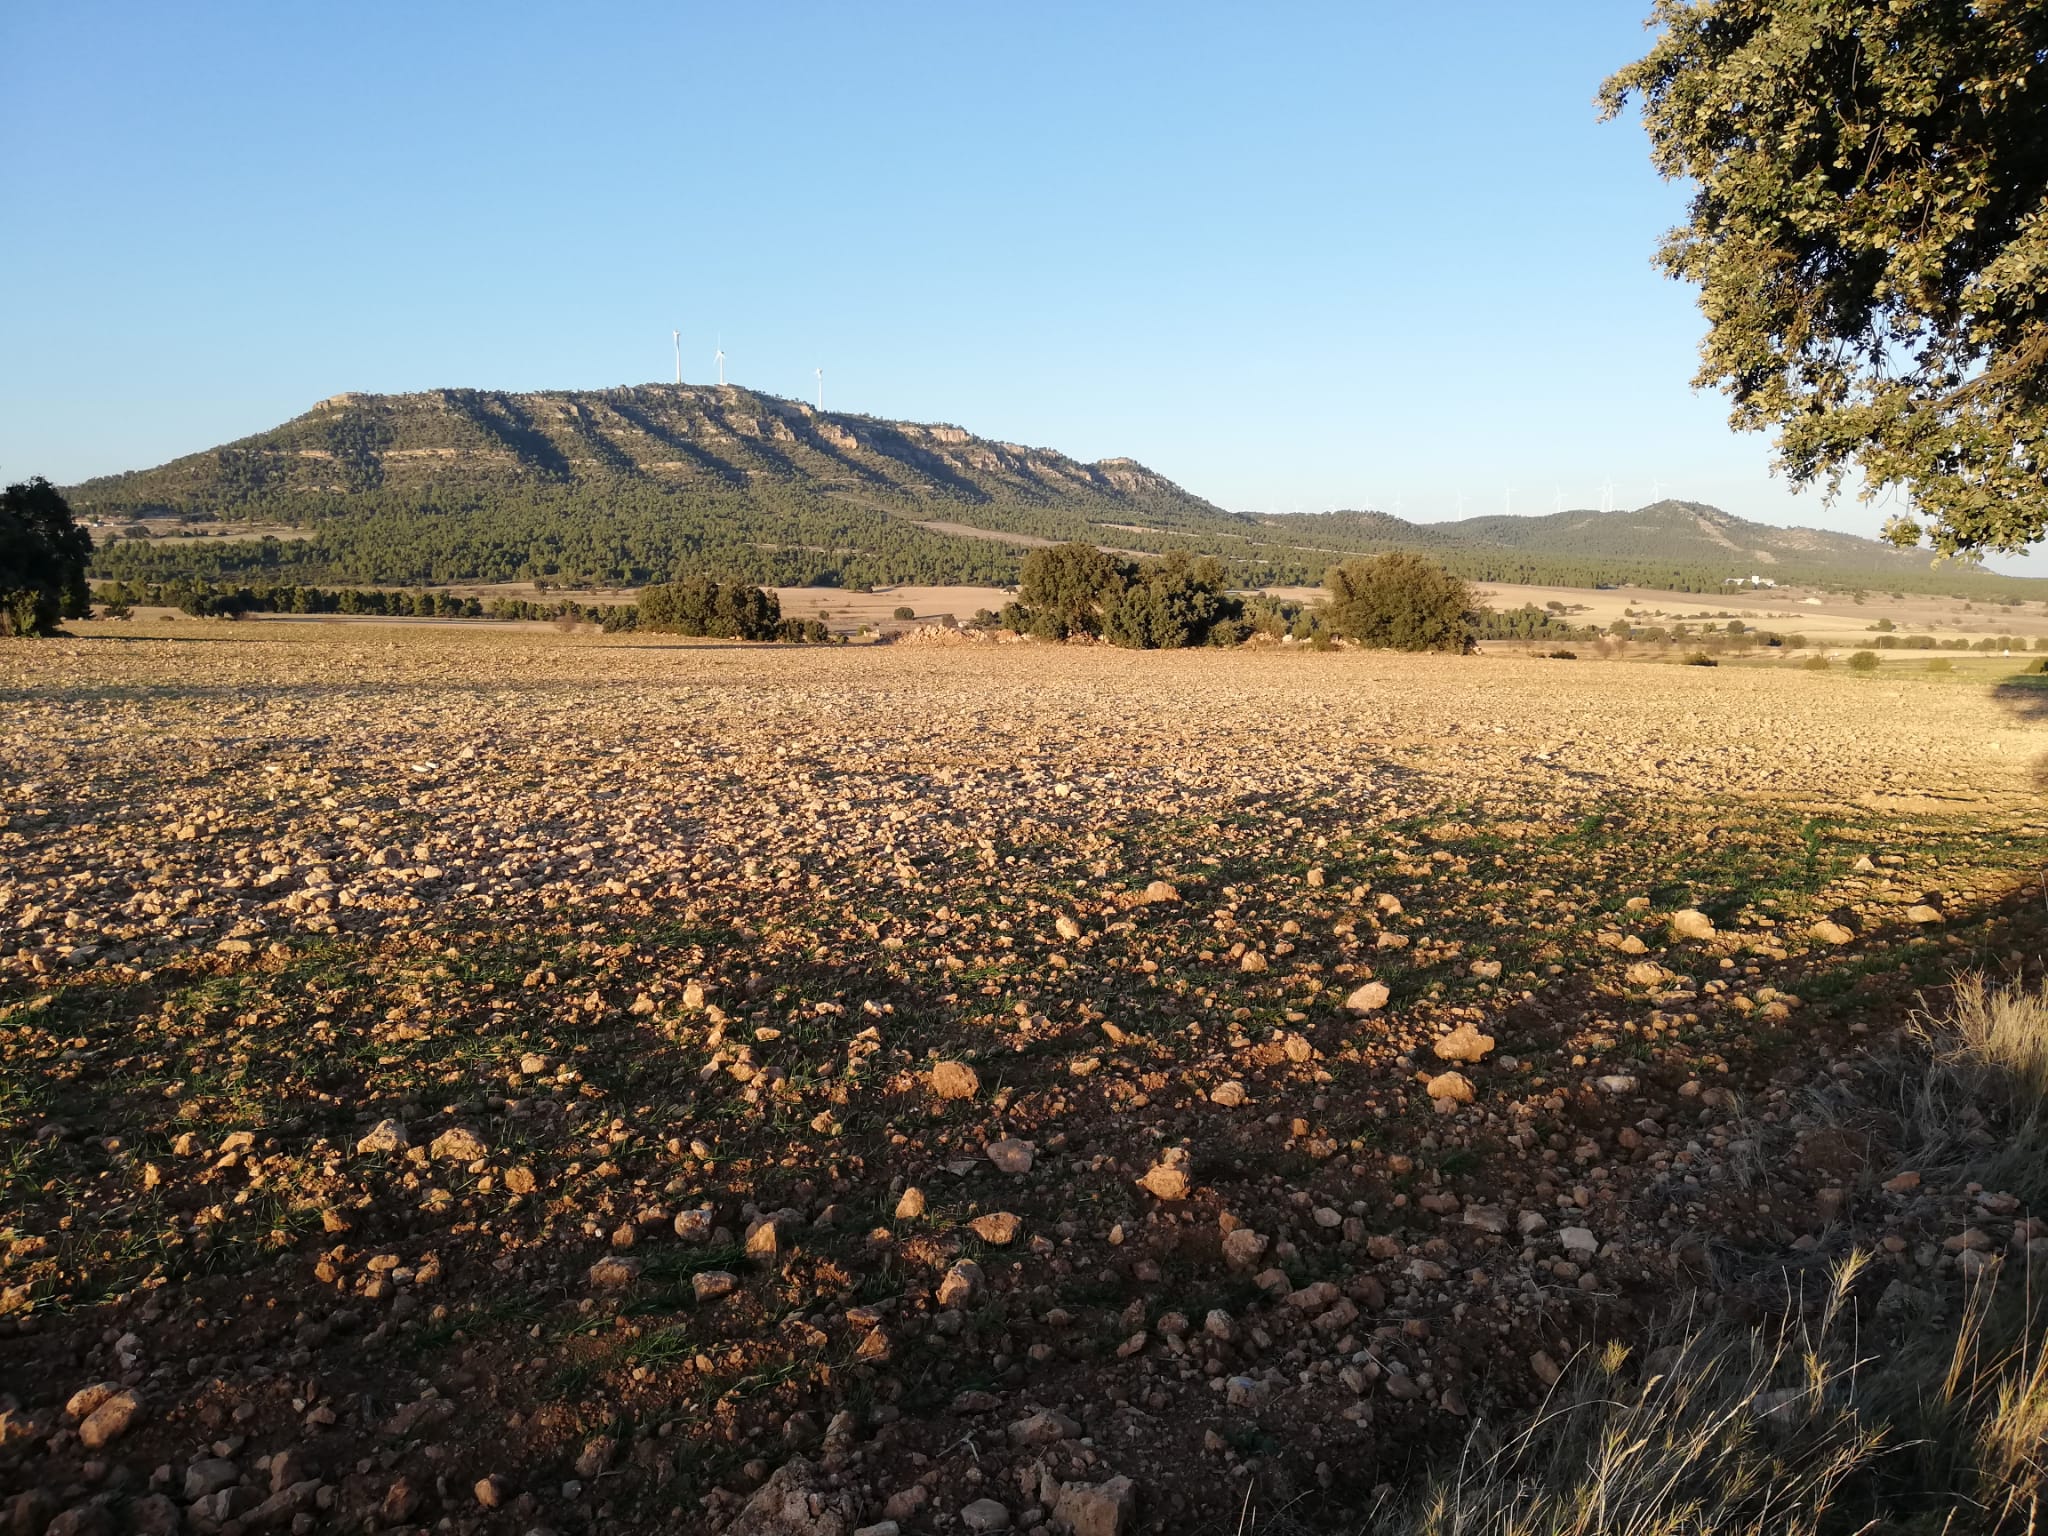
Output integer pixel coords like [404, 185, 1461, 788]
[2, 626, 2044, 1534]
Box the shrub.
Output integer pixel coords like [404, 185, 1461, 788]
[636, 578, 782, 640]
[1384, 975, 2048, 1536]
[1547, 649, 1578, 660]
[1008, 545, 1243, 649]
[1322, 552, 1475, 653]
[1014, 542, 1122, 640]
[892, 605, 915, 621]
[180, 587, 263, 619]
[1803, 655, 1831, 670]
[1680, 651, 1718, 666]
[1240, 595, 1319, 642]
[1, 477, 94, 637]
[1102, 551, 1241, 649]
[1847, 649, 1880, 672]
[1928, 658, 1953, 673]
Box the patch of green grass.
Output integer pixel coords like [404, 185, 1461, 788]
[414, 1293, 549, 1352]
[624, 1324, 698, 1369]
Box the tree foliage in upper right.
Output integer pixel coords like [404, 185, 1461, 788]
[1602, 1, 2048, 556]
[1, 478, 94, 637]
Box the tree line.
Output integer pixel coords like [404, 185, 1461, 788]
[996, 544, 1478, 652]
[79, 467, 2048, 602]
[623, 578, 830, 642]
[86, 575, 834, 643]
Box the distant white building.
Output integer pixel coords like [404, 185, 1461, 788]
[1722, 574, 1778, 588]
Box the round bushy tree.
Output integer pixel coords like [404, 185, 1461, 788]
[636, 577, 782, 639]
[1322, 553, 1475, 653]
[1102, 552, 1241, 649]
[1, 478, 94, 637]
[1016, 542, 1124, 640]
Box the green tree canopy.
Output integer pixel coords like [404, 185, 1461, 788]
[1323, 553, 1476, 653]
[1102, 551, 1241, 649]
[1004, 544, 1246, 648]
[1017, 542, 1123, 640]
[1602, 1, 2048, 556]
[1, 477, 94, 636]
[636, 577, 782, 640]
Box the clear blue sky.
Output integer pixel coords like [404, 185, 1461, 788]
[5, 2, 2021, 566]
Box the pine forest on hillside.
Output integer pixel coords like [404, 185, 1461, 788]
[70, 385, 2048, 599]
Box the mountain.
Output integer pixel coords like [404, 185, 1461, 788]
[73, 384, 1231, 529]
[73, 384, 1252, 590]
[1250, 500, 2027, 594]
[72, 386, 2047, 597]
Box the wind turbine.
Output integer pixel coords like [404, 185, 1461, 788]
[1651, 476, 1664, 502]
[815, 366, 824, 411]
[715, 337, 726, 387]
[1601, 479, 1615, 513]
[1553, 484, 1563, 514]
[672, 330, 681, 385]
[1455, 491, 1466, 517]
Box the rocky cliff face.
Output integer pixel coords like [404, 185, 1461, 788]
[69, 384, 1221, 526]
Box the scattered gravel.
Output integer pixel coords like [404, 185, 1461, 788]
[0, 627, 2041, 1532]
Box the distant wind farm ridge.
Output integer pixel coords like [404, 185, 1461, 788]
[68, 383, 2047, 598]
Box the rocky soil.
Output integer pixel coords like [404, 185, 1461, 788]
[2, 626, 2044, 1535]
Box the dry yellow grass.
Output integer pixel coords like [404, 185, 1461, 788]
[1383, 977, 2048, 1536]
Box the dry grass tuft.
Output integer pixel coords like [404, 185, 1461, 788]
[1378, 973, 2048, 1536]
[1939, 973, 2048, 1112]
[1395, 1259, 1882, 1536]
[1883, 974, 2048, 1207]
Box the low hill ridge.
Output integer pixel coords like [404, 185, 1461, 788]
[1254, 499, 1980, 588]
